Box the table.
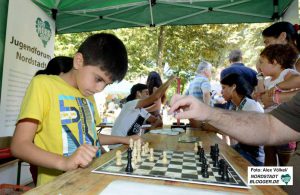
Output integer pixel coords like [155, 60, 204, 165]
[25, 129, 286, 194]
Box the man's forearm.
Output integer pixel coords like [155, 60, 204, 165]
[207, 109, 271, 145]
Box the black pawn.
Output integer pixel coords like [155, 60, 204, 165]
[221, 164, 230, 181]
[201, 164, 209, 178]
[125, 148, 133, 173]
[213, 154, 219, 167]
[218, 159, 225, 175]
[197, 145, 201, 155]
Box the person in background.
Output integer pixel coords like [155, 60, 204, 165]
[35, 56, 73, 76]
[110, 76, 176, 149]
[220, 49, 257, 110]
[221, 73, 264, 166]
[257, 44, 299, 166]
[259, 21, 300, 107]
[11, 33, 140, 186]
[185, 61, 212, 105]
[262, 21, 300, 72]
[146, 71, 165, 119]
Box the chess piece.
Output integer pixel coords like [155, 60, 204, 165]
[125, 148, 133, 173]
[201, 164, 209, 178]
[194, 142, 198, 153]
[141, 145, 146, 156]
[213, 154, 219, 167]
[198, 141, 203, 148]
[149, 148, 154, 162]
[137, 150, 142, 162]
[129, 138, 133, 149]
[116, 150, 122, 166]
[221, 163, 230, 181]
[162, 151, 168, 164]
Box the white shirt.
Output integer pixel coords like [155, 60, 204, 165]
[109, 100, 151, 149]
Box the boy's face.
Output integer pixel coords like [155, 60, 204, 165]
[258, 55, 276, 77]
[74, 54, 112, 96]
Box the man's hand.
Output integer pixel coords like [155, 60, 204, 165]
[169, 94, 212, 121]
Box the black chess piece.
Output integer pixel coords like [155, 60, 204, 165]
[221, 163, 230, 181]
[197, 145, 201, 155]
[213, 154, 219, 167]
[218, 159, 225, 175]
[201, 164, 209, 178]
[125, 148, 133, 173]
[214, 144, 219, 154]
[202, 157, 207, 165]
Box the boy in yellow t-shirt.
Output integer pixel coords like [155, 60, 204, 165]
[11, 33, 140, 186]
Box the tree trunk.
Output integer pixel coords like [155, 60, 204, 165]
[157, 26, 165, 76]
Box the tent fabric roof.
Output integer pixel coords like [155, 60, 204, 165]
[32, 0, 294, 34]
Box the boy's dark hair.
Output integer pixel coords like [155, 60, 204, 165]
[221, 73, 253, 99]
[35, 56, 73, 76]
[262, 21, 300, 51]
[126, 83, 148, 102]
[260, 44, 298, 69]
[77, 33, 128, 82]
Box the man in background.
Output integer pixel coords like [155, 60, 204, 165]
[185, 61, 212, 105]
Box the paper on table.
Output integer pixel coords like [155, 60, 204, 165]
[100, 180, 243, 195]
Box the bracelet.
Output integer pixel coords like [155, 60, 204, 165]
[274, 84, 283, 92]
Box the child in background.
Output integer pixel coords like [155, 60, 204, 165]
[146, 71, 165, 119]
[110, 76, 176, 149]
[258, 43, 299, 166]
[11, 33, 140, 186]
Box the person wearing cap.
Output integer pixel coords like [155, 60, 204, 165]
[221, 49, 258, 91]
[109, 76, 175, 149]
[185, 61, 212, 105]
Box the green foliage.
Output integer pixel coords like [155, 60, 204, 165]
[54, 23, 270, 90]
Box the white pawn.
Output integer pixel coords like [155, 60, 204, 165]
[162, 151, 168, 164]
[194, 142, 198, 153]
[141, 145, 146, 156]
[144, 142, 149, 154]
[116, 150, 122, 166]
[149, 148, 154, 162]
[129, 138, 133, 149]
[198, 141, 203, 148]
[137, 152, 142, 162]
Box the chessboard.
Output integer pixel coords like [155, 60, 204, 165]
[92, 149, 249, 189]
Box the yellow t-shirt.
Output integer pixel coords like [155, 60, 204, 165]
[18, 75, 101, 186]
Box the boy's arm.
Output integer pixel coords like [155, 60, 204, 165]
[146, 115, 163, 128]
[136, 76, 176, 109]
[145, 99, 162, 112]
[11, 119, 98, 171]
[98, 134, 141, 145]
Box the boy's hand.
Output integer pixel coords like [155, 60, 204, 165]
[62, 144, 98, 171]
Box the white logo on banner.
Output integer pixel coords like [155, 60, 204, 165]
[248, 166, 293, 185]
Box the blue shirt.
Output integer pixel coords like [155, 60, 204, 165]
[185, 75, 211, 102]
[221, 63, 258, 88]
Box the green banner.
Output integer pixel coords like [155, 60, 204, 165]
[0, 0, 9, 100]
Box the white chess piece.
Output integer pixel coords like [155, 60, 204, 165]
[116, 150, 122, 166]
[198, 141, 203, 148]
[149, 148, 154, 162]
[129, 138, 133, 149]
[194, 142, 198, 153]
[141, 145, 146, 156]
[162, 151, 168, 164]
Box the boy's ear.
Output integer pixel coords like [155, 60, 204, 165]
[73, 53, 84, 69]
[278, 32, 287, 42]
